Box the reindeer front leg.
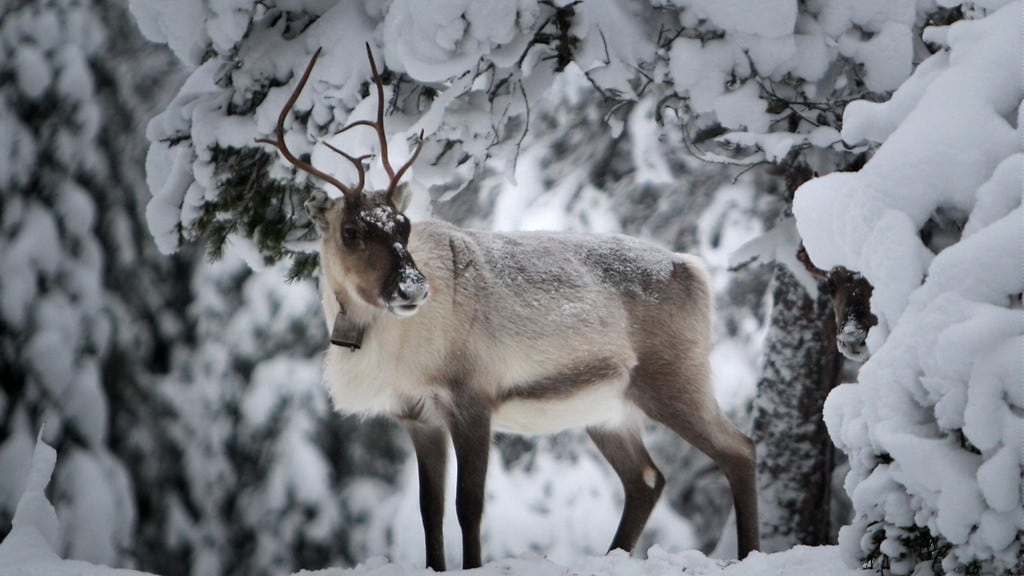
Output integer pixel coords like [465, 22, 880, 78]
[406, 423, 449, 571]
[447, 399, 491, 569]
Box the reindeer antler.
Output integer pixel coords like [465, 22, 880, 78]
[332, 44, 425, 205]
[257, 45, 424, 203]
[260, 45, 428, 203]
[255, 48, 366, 198]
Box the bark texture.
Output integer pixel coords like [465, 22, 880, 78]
[751, 265, 842, 552]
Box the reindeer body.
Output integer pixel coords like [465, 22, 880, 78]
[260, 46, 759, 571]
[321, 220, 711, 436]
[313, 213, 759, 570]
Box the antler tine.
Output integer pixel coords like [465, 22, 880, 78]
[386, 130, 425, 201]
[321, 43, 423, 204]
[365, 43, 396, 180]
[324, 143, 372, 196]
[325, 44, 395, 184]
[255, 47, 361, 198]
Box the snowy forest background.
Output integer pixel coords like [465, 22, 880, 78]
[0, 1, 1020, 576]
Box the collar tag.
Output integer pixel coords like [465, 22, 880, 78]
[330, 307, 364, 351]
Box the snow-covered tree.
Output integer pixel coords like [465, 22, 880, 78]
[1, 4, 381, 575]
[0, 0, 184, 566]
[670, 0, 968, 553]
[795, 3, 1023, 574]
[748, 265, 842, 551]
[133, 252, 370, 576]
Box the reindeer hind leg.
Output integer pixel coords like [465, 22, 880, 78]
[588, 427, 665, 554]
[630, 369, 760, 558]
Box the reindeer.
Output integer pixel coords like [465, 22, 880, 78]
[258, 45, 760, 571]
[796, 246, 878, 361]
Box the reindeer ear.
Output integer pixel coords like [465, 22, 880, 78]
[304, 188, 337, 233]
[391, 182, 413, 213]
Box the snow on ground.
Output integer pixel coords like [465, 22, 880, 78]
[0, 436, 859, 576]
[295, 545, 859, 576]
[350, 435, 696, 568]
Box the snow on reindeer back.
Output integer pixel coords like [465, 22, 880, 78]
[462, 229, 680, 328]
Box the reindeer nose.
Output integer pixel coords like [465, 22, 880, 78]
[396, 284, 424, 301]
[392, 244, 428, 301]
[389, 257, 429, 318]
[396, 268, 429, 303]
[386, 241, 429, 318]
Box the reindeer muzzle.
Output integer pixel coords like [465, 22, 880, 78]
[386, 244, 430, 317]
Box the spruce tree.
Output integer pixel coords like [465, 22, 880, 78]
[0, 0, 183, 565]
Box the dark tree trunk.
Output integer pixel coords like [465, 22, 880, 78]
[751, 264, 842, 552]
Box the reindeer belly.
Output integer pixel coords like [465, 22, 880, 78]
[492, 384, 640, 435]
[490, 359, 640, 435]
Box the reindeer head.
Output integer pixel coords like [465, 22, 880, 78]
[258, 45, 429, 317]
[825, 267, 877, 362]
[797, 246, 878, 361]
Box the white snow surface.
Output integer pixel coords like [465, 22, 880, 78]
[0, 437, 860, 576]
[294, 546, 860, 576]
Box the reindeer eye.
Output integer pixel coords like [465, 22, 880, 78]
[341, 226, 359, 245]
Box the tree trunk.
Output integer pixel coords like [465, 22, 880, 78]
[751, 264, 842, 552]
